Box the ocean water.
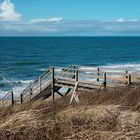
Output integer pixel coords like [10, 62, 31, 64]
[0, 37, 140, 95]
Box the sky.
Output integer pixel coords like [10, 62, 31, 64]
[0, 0, 140, 36]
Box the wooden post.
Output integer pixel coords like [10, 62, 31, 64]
[125, 70, 128, 84]
[11, 91, 14, 106]
[97, 68, 100, 82]
[20, 94, 23, 104]
[1, 99, 3, 108]
[30, 88, 32, 101]
[39, 77, 41, 93]
[128, 74, 131, 85]
[104, 73, 107, 88]
[52, 67, 55, 100]
[75, 70, 78, 82]
[73, 65, 76, 79]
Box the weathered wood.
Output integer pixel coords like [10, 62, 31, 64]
[20, 94, 23, 104]
[55, 76, 75, 82]
[78, 73, 103, 79]
[11, 92, 14, 106]
[55, 79, 101, 89]
[56, 78, 102, 86]
[29, 88, 32, 101]
[97, 68, 100, 82]
[126, 70, 128, 84]
[70, 82, 79, 104]
[1, 65, 133, 108]
[129, 74, 132, 85]
[106, 76, 126, 81]
[1, 99, 3, 108]
[75, 70, 78, 82]
[55, 83, 74, 89]
[57, 71, 74, 76]
[52, 67, 55, 100]
[104, 73, 107, 88]
[73, 65, 76, 79]
[39, 77, 41, 93]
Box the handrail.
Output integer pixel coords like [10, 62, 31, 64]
[0, 91, 12, 101]
[21, 68, 51, 94]
[53, 66, 128, 75]
[0, 65, 132, 108]
[20, 66, 54, 103]
[0, 91, 13, 108]
[20, 65, 74, 103]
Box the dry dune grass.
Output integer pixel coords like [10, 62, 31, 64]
[0, 85, 140, 140]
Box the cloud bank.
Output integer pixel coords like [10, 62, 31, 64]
[30, 17, 63, 23]
[0, 0, 140, 36]
[0, 19, 140, 36]
[0, 0, 21, 21]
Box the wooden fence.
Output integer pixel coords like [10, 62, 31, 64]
[0, 65, 132, 108]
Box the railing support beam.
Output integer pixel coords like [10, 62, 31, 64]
[30, 88, 32, 101]
[104, 73, 107, 88]
[97, 68, 100, 82]
[129, 74, 132, 86]
[75, 70, 78, 82]
[125, 70, 128, 84]
[52, 67, 55, 100]
[39, 77, 41, 93]
[11, 92, 14, 106]
[20, 94, 23, 104]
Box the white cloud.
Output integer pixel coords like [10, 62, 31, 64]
[128, 19, 138, 22]
[116, 18, 125, 23]
[1, 19, 140, 36]
[30, 17, 63, 23]
[0, 0, 21, 21]
[47, 17, 63, 22]
[115, 18, 138, 23]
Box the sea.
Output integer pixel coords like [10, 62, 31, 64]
[0, 37, 140, 96]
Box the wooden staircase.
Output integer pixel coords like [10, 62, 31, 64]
[0, 65, 132, 108]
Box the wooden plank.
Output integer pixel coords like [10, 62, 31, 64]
[54, 83, 74, 89]
[55, 79, 102, 89]
[55, 82, 100, 90]
[56, 71, 75, 77]
[54, 66, 127, 75]
[55, 76, 76, 82]
[97, 68, 100, 82]
[104, 73, 107, 88]
[129, 74, 132, 85]
[40, 69, 51, 78]
[70, 82, 79, 104]
[11, 92, 14, 106]
[56, 78, 102, 86]
[78, 73, 103, 79]
[39, 77, 41, 93]
[79, 83, 100, 89]
[52, 67, 55, 100]
[106, 76, 126, 81]
[78, 80, 102, 86]
[75, 70, 78, 82]
[20, 94, 23, 104]
[41, 71, 51, 80]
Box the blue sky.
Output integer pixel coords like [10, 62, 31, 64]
[0, 0, 140, 36]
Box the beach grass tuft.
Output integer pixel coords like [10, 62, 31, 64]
[0, 85, 140, 139]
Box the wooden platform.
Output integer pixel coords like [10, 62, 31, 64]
[0, 65, 133, 108]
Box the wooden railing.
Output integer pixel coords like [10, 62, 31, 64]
[0, 91, 14, 108]
[53, 66, 132, 87]
[20, 65, 75, 103]
[20, 68, 52, 103]
[0, 65, 132, 108]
